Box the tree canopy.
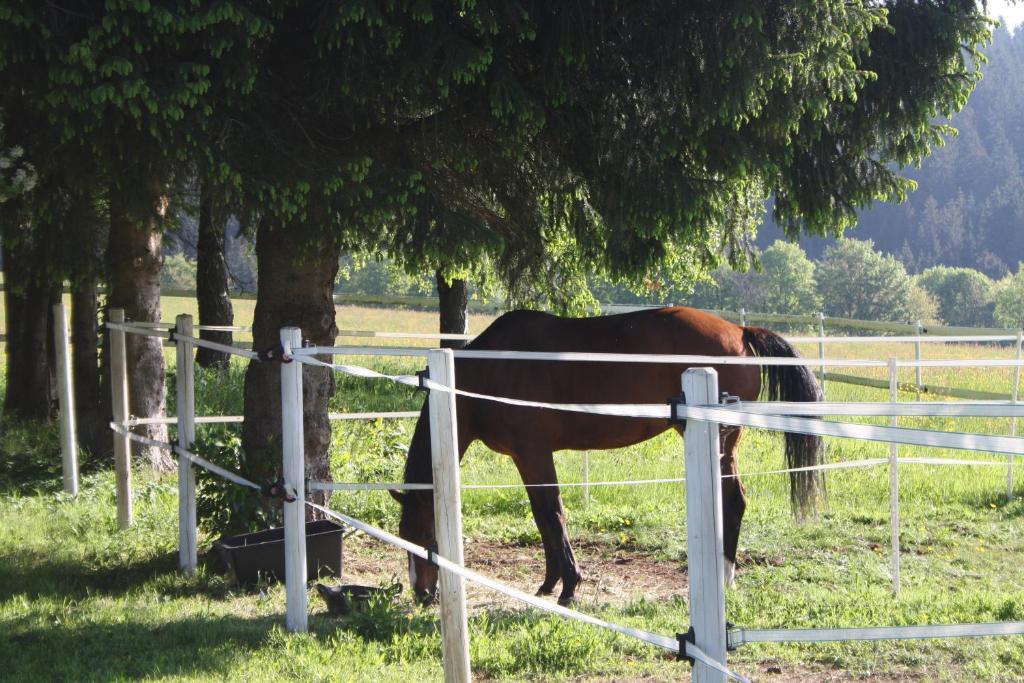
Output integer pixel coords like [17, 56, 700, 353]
[206, 0, 993, 311]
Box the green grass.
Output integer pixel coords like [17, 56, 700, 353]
[2, 306, 1024, 680]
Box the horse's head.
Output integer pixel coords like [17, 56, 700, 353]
[390, 488, 438, 603]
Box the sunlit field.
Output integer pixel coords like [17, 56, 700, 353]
[1, 301, 1022, 681]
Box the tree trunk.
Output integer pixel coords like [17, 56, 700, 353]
[195, 183, 234, 369]
[436, 270, 469, 349]
[106, 175, 173, 472]
[2, 220, 59, 420]
[71, 275, 107, 457]
[242, 216, 339, 512]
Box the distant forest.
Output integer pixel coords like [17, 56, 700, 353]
[758, 25, 1024, 277]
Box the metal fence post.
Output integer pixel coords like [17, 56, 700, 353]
[427, 348, 472, 683]
[888, 357, 901, 596]
[109, 308, 133, 528]
[53, 302, 78, 495]
[175, 314, 198, 574]
[281, 327, 308, 632]
[683, 368, 727, 683]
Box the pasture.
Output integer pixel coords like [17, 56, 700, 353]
[1, 302, 1023, 681]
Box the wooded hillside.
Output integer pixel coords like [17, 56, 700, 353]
[759, 25, 1024, 277]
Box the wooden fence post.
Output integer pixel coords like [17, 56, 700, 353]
[281, 327, 308, 632]
[683, 367, 727, 683]
[427, 348, 471, 683]
[175, 314, 198, 574]
[53, 302, 78, 496]
[888, 357, 901, 596]
[109, 308, 133, 528]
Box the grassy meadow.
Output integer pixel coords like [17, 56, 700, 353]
[1, 300, 1023, 681]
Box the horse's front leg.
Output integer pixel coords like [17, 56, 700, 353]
[514, 453, 582, 605]
[719, 427, 747, 585]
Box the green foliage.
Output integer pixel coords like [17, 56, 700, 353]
[0, 416, 61, 487]
[817, 239, 938, 322]
[688, 241, 821, 315]
[332, 580, 409, 642]
[0, 118, 34, 202]
[916, 266, 996, 327]
[905, 284, 941, 326]
[160, 252, 197, 290]
[0, 2, 995, 311]
[193, 427, 280, 536]
[336, 255, 433, 298]
[205, 1, 990, 312]
[993, 264, 1024, 329]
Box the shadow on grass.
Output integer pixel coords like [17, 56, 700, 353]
[962, 488, 1024, 519]
[0, 548, 244, 603]
[2, 612, 283, 680]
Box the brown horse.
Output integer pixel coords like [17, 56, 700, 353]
[391, 306, 823, 605]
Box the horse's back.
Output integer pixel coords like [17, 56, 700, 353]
[455, 307, 758, 454]
[468, 307, 746, 356]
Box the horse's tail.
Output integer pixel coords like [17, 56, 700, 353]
[742, 326, 825, 517]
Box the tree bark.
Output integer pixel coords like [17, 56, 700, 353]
[242, 216, 339, 512]
[2, 217, 59, 421]
[106, 175, 173, 472]
[71, 275, 107, 457]
[195, 182, 234, 368]
[436, 270, 469, 349]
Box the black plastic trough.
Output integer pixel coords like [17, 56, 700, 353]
[214, 520, 344, 586]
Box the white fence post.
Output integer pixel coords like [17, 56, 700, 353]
[915, 320, 924, 399]
[739, 308, 746, 327]
[817, 312, 826, 393]
[53, 302, 78, 496]
[682, 368, 727, 683]
[1010, 329, 1022, 501]
[888, 357, 901, 596]
[583, 452, 590, 508]
[175, 314, 198, 574]
[109, 308, 133, 528]
[281, 327, 308, 632]
[427, 348, 471, 683]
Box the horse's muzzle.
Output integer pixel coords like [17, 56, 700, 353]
[414, 587, 437, 606]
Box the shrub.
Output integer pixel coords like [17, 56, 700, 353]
[916, 266, 995, 327]
[816, 239, 933, 322]
[685, 240, 821, 315]
[161, 252, 197, 290]
[193, 427, 281, 536]
[993, 264, 1024, 330]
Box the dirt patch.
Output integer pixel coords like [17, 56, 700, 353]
[335, 534, 688, 611]
[330, 536, 952, 682]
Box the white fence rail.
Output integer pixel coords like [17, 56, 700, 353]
[93, 316, 1024, 682]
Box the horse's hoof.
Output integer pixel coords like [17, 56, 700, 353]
[557, 594, 578, 607]
[536, 584, 556, 597]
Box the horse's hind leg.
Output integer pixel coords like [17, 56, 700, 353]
[514, 453, 582, 605]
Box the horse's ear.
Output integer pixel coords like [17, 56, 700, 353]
[388, 489, 405, 504]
